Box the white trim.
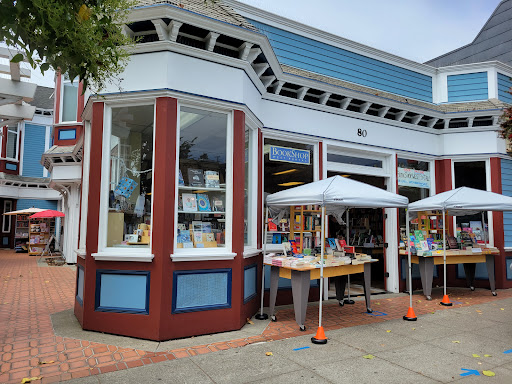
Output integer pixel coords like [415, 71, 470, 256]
[43, 125, 50, 177]
[4, 125, 19, 162]
[171, 252, 237, 262]
[2, 200, 12, 233]
[243, 247, 261, 258]
[75, 249, 86, 259]
[60, 78, 80, 124]
[92, 251, 154, 262]
[79, 120, 91, 251]
[244, 125, 258, 249]
[19, 121, 25, 176]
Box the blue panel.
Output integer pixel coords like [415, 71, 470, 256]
[263, 265, 320, 289]
[448, 72, 488, 102]
[58, 129, 77, 141]
[498, 73, 512, 103]
[248, 19, 433, 102]
[76, 265, 84, 306]
[2, 237, 8, 246]
[95, 270, 150, 314]
[400, 257, 438, 280]
[506, 258, 512, 280]
[502, 159, 512, 248]
[5, 163, 17, 171]
[456, 263, 489, 280]
[173, 269, 231, 313]
[244, 264, 257, 302]
[22, 124, 46, 177]
[16, 199, 58, 211]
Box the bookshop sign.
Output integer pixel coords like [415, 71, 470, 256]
[398, 167, 430, 189]
[269, 146, 310, 165]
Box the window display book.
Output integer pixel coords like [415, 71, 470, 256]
[204, 171, 220, 188]
[182, 193, 198, 212]
[211, 196, 224, 212]
[188, 169, 204, 187]
[197, 194, 211, 212]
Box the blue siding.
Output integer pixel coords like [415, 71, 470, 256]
[244, 264, 257, 302]
[502, 159, 512, 248]
[95, 270, 150, 314]
[173, 269, 231, 313]
[249, 19, 433, 102]
[16, 199, 58, 211]
[22, 124, 46, 177]
[498, 73, 512, 103]
[447, 72, 488, 102]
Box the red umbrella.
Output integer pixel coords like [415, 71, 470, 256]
[29, 210, 65, 219]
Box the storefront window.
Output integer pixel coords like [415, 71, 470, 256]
[176, 107, 228, 250]
[398, 158, 431, 240]
[454, 161, 488, 243]
[264, 139, 314, 247]
[106, 105, 154, 248]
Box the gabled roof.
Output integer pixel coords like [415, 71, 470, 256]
[426, 0, 512, 67]
[30, 86, 54, 110]
[135, 0, 256, 30]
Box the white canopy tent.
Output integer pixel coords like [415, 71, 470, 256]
[406, 187, 512, 311]
[260, 176, 408, 343]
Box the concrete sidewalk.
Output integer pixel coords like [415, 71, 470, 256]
[68, 298, 512, 384]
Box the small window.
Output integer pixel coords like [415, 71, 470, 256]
[62, 81, 78, 122]
[2, 201, 13, 233]
[6, 126, 18, 160]
[58, 129, 77, 141]
[327, 153, 382, 168]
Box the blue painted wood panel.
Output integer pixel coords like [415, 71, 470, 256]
[96, 270, 150, 314]
[16, 199, 58, 210]
[447, 72, 488, 102]
[22, 124, 46, 177]
[498, 73, 512, 103]
[502, 159, 512, 248]
[244, 264, 257, 302]
[507, 258, 512, 280]
[58, 129, 77, 141]
[456, 263, 489, 280]
[173, 269, 231, 313]
[249, 19, 433, 102]
[76, 266, 84, 305]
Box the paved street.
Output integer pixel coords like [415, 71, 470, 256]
[2, 249, 512, 383]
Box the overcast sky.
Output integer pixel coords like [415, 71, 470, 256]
[237, 0, 502, 63]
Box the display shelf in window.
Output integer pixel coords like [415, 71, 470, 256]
[289, 205, 322, 253]
[15, 214, 30, 252]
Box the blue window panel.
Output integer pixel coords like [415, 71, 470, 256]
[456, 263, 489, 280]
[502, 159, 512, 247]
[400, 257, 438, 280]
[58, 129, 76, 141]
[5, 163, 17, 171]
[16, 199, 58, 211]
[244, 264, 257, 303]
[95, 270, 150, 314]
[249, 19, 433, 102]
[2, 237, 8, 246]
[506, 258, 512, 280]
[22, 123, 46, 177]
[263, 265, 319, 289]
[76, 265, 84, 306]
[498, 73, 512, 103]
[447, 72, 488, 102]
[173, 269, 231, 313]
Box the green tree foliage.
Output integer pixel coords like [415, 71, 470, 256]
[0, 0, 135, 91]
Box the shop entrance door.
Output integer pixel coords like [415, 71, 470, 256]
[326, 172, 387, 297]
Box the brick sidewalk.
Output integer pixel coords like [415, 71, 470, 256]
[1, 249, 510, 383]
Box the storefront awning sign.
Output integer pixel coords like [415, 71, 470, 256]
[398, 168, 430, 189]
[269, 146, 310, 165]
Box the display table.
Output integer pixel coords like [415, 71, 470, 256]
[265, 260, 375, 330]
[400, 249, 499, 300]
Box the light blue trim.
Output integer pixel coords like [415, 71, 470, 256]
[244, 264, 257, 303]
[448, 72, 488, 102]
[172, 269, 232, 313]
[506, 258, 512, 280]
[95, 270, 150, 315]
[498, 73, 512, 103]
[248, 19, 433, 102]
[76, 265, 84, 306]
[16, 200, 58, 211]
[5, 163, 17, 171]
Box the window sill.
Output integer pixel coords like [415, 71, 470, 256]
[55, 122, 83, 127]
[243, 248, 261, 258]
[171, 251, 237, 262]
[75, 249, 86, 259]
[0, 158, 19, 163]
[92, 251, 154, 262]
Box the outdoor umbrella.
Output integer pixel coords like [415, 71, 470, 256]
[30, 210, 65, 219]
[406, 187, 512, 311]
[3, 208, 45, 216]
[262, 176, 408, 344]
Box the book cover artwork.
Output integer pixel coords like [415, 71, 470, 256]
[188, 169, 204, 187]
[204, 171, 220, 188]
[197, 194, 211, 212]
[182, 193, 198, 212]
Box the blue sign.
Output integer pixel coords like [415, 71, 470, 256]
[269, 146, 310, 165]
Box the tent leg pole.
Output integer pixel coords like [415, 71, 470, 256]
[404, 209, 417, 320]
[344, 209, 354, 304]
[440, 208, 452, 306]
[256, 207, 269, 320]
[312, 206, 327, 344]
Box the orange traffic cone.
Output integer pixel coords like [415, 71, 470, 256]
[403, 306, 417, 321]
[440, 294, 452, 306]
[311, 326, 328, 344]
